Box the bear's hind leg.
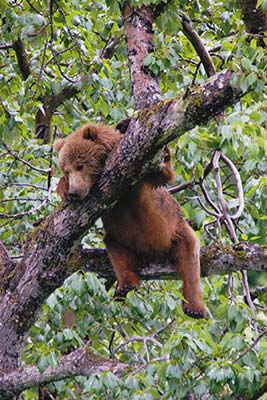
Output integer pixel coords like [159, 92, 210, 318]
[173, 223, 206, 319]
[104, 235, 140, 298]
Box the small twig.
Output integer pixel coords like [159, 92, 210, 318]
[220, 153, 244, 220]
[191, 61, 202, 87]
[54, 0, 88, 66]
[233, 329, 267, 363]
[212, 151, 238, 243]
[111, 321, 172, 357]
[0, 44, 14, 50]
[44, 44, 78, 68]
[55, 63, 80, 83]
[26, 23, 49, 37]
[0, 197, 45, 203]
[203, 219, 221, 240]
[197, 181, 222, 216]
[240, 270, 258, 335]
[168, 175, 195, 194]
[48, 0, 53, 44]
[1, 141, 50, 174]
[100, 30, 123, 59]
[208, 44, 222, 53]
[11, 183, 48, 191]
[25, 0, 40, 13]
[0, 183, 48, 192]
[249, 382, 267, 400]
[35, 30, 49, 91]
[227, 273, 234, 302]
[199, 183, 222, 216]
[11, 254, 24, 259]
[0, 189, 52, 219]
[213, 151, 229, 217]
[112, 334, 163, 355]
[195, 193, 221, 217]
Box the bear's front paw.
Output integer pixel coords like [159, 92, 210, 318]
[115, 284, 138, 301]
[182, 303, 206, 319]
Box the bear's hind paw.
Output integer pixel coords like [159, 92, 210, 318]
[183, 303, 206, 319]
[115, 284, 137, 300]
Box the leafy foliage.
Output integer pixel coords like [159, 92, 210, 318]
[0, 0, 267, 399]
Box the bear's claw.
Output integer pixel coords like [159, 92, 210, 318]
[115, 284, 137, 300]
[183, 305, 206, 319]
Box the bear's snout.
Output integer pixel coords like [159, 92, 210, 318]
[66, 190, 81, 202]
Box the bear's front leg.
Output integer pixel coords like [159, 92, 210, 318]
[172, 223, 206, 319]
[56, 176, 69, 201]
[104, 235, 140, 298]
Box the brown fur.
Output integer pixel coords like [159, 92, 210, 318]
[54, 123, 205, 318]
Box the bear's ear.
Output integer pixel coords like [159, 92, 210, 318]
[82, 124, 98, 141]
[116, 118, 132, 134]
[53, 138, 65, 152]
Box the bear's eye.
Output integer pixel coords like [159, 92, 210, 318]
[76, 164, 84, 171]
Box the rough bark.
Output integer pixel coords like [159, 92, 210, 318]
[74, 243, 267, 279]
[0, 241, 16, 298]
[0, 347, 125, 399]
[239, 0, 267, 34]
[122, 2, 161, 109]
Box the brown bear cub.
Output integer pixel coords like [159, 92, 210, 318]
[54, 123, 206, 318]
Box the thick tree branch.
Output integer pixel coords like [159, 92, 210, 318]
[122, 2, 161, 109]
[0, 346, 125, 399]
[75, 243, 267, 279]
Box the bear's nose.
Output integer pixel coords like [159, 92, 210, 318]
[66, 191, 80, 202]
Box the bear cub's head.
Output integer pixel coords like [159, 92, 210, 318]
[54, 123, 122, 202]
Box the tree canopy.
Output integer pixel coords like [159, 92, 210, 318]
[0, 1, 267, 399]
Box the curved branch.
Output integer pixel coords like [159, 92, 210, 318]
[0, 141, 50, 174]
[181, 13, 216, 77]
[0, 346, 125, 399]
[220, 153, 244, 219]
